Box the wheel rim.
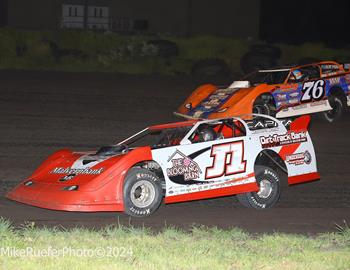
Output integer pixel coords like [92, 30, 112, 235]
[257, 179, 273, 199]
[130, 180, 156, 208]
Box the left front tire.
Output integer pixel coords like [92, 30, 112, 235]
[253, 95, 276, 117]
[123, 168, 163, 217]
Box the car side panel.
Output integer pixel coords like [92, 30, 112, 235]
[152, 136, 260, 203]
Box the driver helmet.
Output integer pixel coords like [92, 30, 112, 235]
[292, 69, 303, 80]
[199, 127, 217, 142]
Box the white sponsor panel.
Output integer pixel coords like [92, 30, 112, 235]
[151, 115, 318, 197]
[276, 100, 332, 118]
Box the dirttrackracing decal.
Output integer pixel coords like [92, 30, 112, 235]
[286, 151, 312, 165]
[260, 131, 307, 148]
[51, 167, 104, 175]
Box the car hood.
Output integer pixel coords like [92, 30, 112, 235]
[187, 85, 255, 118]
[28, 148, 127, 186]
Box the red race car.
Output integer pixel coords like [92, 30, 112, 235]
[7, 115, 319, 217]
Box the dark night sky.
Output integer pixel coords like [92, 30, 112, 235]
[260, 0, 350, 46]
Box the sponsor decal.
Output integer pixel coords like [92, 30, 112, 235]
[310, 100, 327, 107]
[51, 167, 104, 175]
[167, 150, 201, 181]
[203, 99, 220, 107]
[259, 131, 307, 148]
[209, 94, 227, 100]
[289, 92, 299, 98]
[59, 174, 75, 182]
[292, 104, 307, 110]
[276, 93, 287, 100]
[193, 111, 203, 118]
[321, 64, 339, 71]
[329, 77, 341, 85]
[344, 74, 350, 84]
[276, 101, 287, 108]
[288, 98, 299, 104]
[247, 119, 278, 129]
[286, 151, 312, 165]
[325, 72, 338, 77]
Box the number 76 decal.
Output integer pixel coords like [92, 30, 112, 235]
[205, 141, 247, 179]
[301, 80, 325, 102]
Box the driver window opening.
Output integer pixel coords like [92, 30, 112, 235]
[190, 120, 246, 143]
[288, 65, 320, 83]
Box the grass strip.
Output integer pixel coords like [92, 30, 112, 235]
[0, 218, 349, 270]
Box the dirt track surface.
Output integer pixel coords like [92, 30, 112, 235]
[0, 70, 349, 234]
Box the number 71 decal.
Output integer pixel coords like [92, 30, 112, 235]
[301, 80, 325, 102]
[205, 141, 246, 179]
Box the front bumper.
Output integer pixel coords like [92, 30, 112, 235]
[6, 181, 123, 212]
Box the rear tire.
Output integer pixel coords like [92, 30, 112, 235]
[237, 165, 281, 209]
[319, 95, 344, 123]
[123, 168, 163, 217]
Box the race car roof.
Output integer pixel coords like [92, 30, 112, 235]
[259, 68, 291, 72]
[149, 120, 197, 130]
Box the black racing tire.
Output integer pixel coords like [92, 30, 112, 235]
[123, 168, 163, 217]
[237, 165, 281, 209]
[319, 95, 344, 123]
[253, 97, 276, 117]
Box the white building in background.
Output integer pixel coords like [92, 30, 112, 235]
[61, 4, 110, 30]
[87, 6, 109, 30]
[61, 4, 84, 28]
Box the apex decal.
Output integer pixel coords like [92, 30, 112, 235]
[51, 167, 104, 175]
[167, 150, 201, 181]
[260, 131, 307, 148]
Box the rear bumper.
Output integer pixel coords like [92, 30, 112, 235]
[6, 182, 123, 212]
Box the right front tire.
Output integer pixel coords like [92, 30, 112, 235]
[319, 95, 344, 123]
[123, 168, 163, 217]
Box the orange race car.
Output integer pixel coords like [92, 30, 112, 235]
[175, 61, 350, 122]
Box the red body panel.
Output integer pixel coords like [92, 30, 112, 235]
[288, 172, 320, 185]
[6, 146, 153, 212]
